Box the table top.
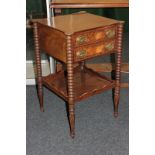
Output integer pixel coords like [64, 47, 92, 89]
[51, 0, 129, 8]
[33, 12, 123, 35]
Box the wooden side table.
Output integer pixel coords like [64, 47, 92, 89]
[33, 12, 124, 138]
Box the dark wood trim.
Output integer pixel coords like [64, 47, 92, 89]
[66, 35, 75, 138]
[50, 3, 129, 8]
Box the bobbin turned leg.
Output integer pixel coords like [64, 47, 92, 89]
[114, 23, 124, 117]
[66, 35, 75, 138]
[33, 22, 44, 112]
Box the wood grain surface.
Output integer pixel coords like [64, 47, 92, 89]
[31, 13, 123, 35]
[51, 0, 129, 8]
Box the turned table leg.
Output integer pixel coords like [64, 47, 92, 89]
[114, 23, 124, 117]
[66, 35, 75, 138]
[33, 22, 44, 112]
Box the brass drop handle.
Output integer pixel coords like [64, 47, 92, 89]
[105, 29, 115, 38]
[76, 36, 86, 44]
[105, 42, 114, 51]
[76, 50, 87, 58]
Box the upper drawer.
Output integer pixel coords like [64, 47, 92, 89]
[73, 25, 117, 47]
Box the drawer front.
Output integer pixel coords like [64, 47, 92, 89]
[74, 40, 116, 61]
[74, 25, 116, 47]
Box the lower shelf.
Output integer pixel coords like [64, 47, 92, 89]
[42, 66, 115, 102]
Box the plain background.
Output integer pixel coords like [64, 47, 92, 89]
[0, 0, 155, 155]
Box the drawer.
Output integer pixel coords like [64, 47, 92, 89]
[74, 40, 116, 61]
[74, 25, 116, 47]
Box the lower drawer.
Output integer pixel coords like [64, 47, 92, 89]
[74, 40, 116, 62]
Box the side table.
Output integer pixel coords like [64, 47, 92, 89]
[33, 12, 124, 138]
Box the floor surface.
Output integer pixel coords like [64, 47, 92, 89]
[27, 86, 129, 155]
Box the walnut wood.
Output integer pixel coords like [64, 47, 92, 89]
[73, 25, 116, 47]
[31, 13, 124, 65]
[33, 22, 44, 112]
[42, 66, 115, 102]
[31, 13, 123, 35]
[66, 35, 75, 138]
[114, 23, 124, 117]
[55, 63, 129, 88]
[74, 40, 116, 62]
[37, 23, 67, 63]
[33, 13, 125, 138]
[51, 0, 129, 8]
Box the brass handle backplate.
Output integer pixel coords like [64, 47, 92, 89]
[76, 50, 87, 58]
[76, 36, 86, 44]
[105, 29, 116, 38]
[105, 42, 115, 51]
